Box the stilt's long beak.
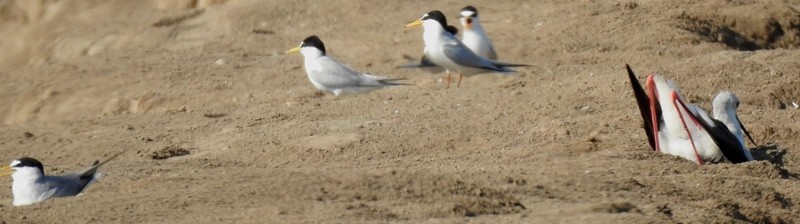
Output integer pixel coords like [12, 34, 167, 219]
[406, 19, 423, 28]
[0, 166, 13, 177]
[737, 114, 758, 147]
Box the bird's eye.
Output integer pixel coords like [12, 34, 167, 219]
[736, 101, 740, 107]
[421, 15, 429, 20]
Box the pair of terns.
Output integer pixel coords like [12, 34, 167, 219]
[405, 9, 528, 88]
[626, 65, 757, 164]
[400, 6, 498, 69]
[286, 7, 527, 95]
[1, 151, 123, 206]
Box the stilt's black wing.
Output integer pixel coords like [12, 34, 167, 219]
[626, 64, 656, 150]
[679, 105, 752, 163]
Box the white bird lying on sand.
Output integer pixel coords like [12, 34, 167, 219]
[626, 65, 757, 164]
[1, 151, 124, 206]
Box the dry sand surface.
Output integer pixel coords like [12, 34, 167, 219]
[1, 0, 800, 223]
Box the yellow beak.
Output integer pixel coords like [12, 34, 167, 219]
[286, 46, 301, 54]
[405, 19, 423, 28]
[0, 166, 13, 177]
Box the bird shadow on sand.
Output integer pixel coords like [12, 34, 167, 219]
[750, 142, 798, 178]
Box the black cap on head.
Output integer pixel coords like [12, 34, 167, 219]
[301, 35, 326, 55]
[445, 25, 458, 35]
[462, 6, 478, 17]
[422, 10, 448, 28]
[13, 157, 44, 174]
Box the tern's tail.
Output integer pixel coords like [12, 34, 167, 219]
[379, 78, 412, 86]
[493, 60, 532, 68]
[77, 150, 126, 180]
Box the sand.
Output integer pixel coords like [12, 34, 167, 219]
[0, 0, 799, 223]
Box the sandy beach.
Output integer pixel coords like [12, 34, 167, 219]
[0, 0, 799, 223]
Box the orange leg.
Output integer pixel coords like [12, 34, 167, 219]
[445, 71, 452, 88]
[457, 73, 463, 87]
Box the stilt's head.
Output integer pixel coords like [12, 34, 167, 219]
[713, 91, 758, 149]
[712, 91, 739, 114]
[712, 91, 744, 136]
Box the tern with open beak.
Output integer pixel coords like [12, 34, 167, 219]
[626, 65, 757, 164]
[1, 151, 124, 206]
[460, 6, 498, 60]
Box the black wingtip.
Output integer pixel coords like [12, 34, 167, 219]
[78, 150, 125, 180]
[396, 64, 433, 69]
[380, 78, 413, 86]
[627, 64, 657, 151]
[494, 61, 532, 68]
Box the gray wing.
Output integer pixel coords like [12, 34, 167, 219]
[43, 174, 95, 197]
[486, 43, 498, 60]
[442, 43, 504, 71]
[47, 151, 125, 197]
[316, 57, 387, 88]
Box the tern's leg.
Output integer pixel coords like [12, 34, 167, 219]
[457, 73, 463, 87]
[445, 71, 452, 88]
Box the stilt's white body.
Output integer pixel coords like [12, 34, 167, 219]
[649, 75, 724, 163]
[627, 65, 754, 164]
